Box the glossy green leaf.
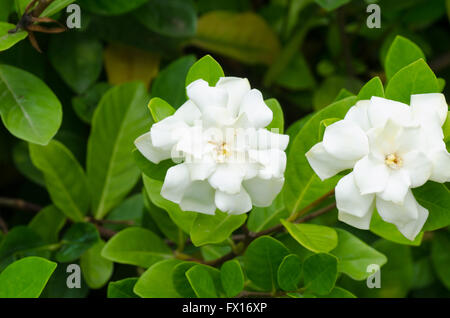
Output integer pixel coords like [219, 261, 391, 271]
[244, 236, 289, 291]
[148, 97, 175, 122]
[87, 82, 151, 219]
[186, 265, 218, 298]
[247, 195, 288, 232]
[0, 257, 56, 298]
[323, 286, 356, 298]
[277, 254, 302, 292]
[385, 59, 439, 104]
[315, 0, 350, 11]
[265, 98, 284, 133]
[78, 0, 148, 15]
[172, 262, 222, 297]
[12, 141, 45, 186]
[28, 205, 66, 243]
[80, 240, 113, 289]
[414, 182, 450, 231]
[0, 64, 62, 145]
[101, 227, 172, 268]
[40, 0, 75, 17]
[108, 278, 139, 298]
[330, 228, 387, 280]
[134, 150, 174, 181]
[385, 36, 425, 81]
[275, 53, 315, 91]
[431, 231, 450, 290]
[55, 222, 100, 263]
[283, 96, 357, 215]
[0, 22, 27, 51]
[185, 55, 224, 87]
[134, 259, 182, 298]
[356, 77, 384, 101]
[29, 140, 90, 222]
[220, 260, 244, 297]
[201, 244, 232, 262]
[151, 55, 196, 108]
[281, 220, 338, 253]
[72, 82, 111, 124]
[303, 253, 338, 295]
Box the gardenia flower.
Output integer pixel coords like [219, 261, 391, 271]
[135, 77, 289, 215]
[306, 94, 449, 240]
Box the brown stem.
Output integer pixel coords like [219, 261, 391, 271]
[31, 0, 56, 17]
[0, 217, 8, 234]
[0, 197, 42, 212]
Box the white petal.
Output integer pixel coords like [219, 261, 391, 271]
[323, 120, 369, 161]
[216, 77, 251, 117]
[366, 119, 402, 158]
[396, 203, 428, 241]
[429, 148, 450, 183]
[248, 149, 286, 179]
[353, 155, 390, 194]
[305, 142, 355, 181]
[161, 164, 190, 203]
[239, 89, 273, 128]
[402, 150, 432, 187]
[173, 100, 201, 125]
[251, 128, 289, 150]
[243, 177, 284, 207]
[186, 79, 228, 112]
[411, 93, 448, 127]
[208, 163, 246, 194]
[201, 106, 235, 128]
[335, 172, 375, 218]
[134, 132, 171, 164]
[368, 96, 413, 128]
[179, 180, 216, 214]
[150, 116, 189, 150]
[377, 169, 411, 204]
[215, 188, 252, 214]
[338, 209, 374, 230]
[344, 100, 372, 131]
[186, 157, 217, 181]
[375, 189, 419, 228]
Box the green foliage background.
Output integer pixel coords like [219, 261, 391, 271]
[0, 0, 449, 298]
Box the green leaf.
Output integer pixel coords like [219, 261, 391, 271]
[281, 220, 338, 253]
[0, 257, 56, 298]
[244, 236, 289, 291]
[87, 82, 151, 219]
[431, 231, 450, 290]
[80, 240, 114, 289]
[0, 22, 27, 51]
[385, 36, 425, 81]
[29, 140, 90, 222]
[40, 263, 89, 298]
[107, 193, 145, 231]
[247, 195, 288, 232]
[330, 228, 387, 280]
[277, 254, 302, 292]
[134, 259, 182, 298]
[201, 244, 232, 262]
[12, 141, 45, 186]
[148, 97, 176, 122]
[55, 222, 100, 263]
[370, 211, 423, 246]
[443, 111, 450, 144]
[186, 265, 218, 298]
[101, 227, 172, 268]
[356, 77, 385, 101]
[49, 32, 103, 94]
[134, 0, 197, 38]
[108, 278, 139, 298]
[275, 53, 315, 91]
[151, 55, 196, 108]
[134, 150, 174, 181]
[283, 96, 357, 215]
[143, 176, 197, 233]
[28, 205, 66, 243]
[41, 0, 75, 17]
[303, 253, 338, 295]
[414, 182, 450, 231]
[220, 260, 244, 297]
[185, 55, 224, 87]
[323, 286, 356, 298]
[0, 1, 14, 22]
[72, 82, 111, 124]
[265, 98, 284, 133]
[190, 211, 246, 247]
[315, 0, 350, 11]
[385, 59, 439, 104]
[172, 262, 222, 297]
[78, 0, 148, 15]
[191, 12, 280, 65]
[0, 64, 62, 145]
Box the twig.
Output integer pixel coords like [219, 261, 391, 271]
[0, 217, 8, 234]
[0, 197, 42, 212]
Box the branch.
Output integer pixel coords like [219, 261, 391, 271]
[0, 197, 42, 212]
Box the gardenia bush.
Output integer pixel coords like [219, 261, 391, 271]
[0, 0, 448, 299]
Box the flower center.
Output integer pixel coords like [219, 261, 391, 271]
[209, 141, 231, 162]
[385, 153, 403, 169]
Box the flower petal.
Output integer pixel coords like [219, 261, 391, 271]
[239, 89, 273, 128]
[429, 148, 450, 183]
[243, 177, 284, 207]
[377, 169, 411, 204]
[335, 172, 375, 218]
[353, 155, 390, 194]
[248, 148, 286, 179]
[215, 188, 252, 214]
[338, 209, 374, 230]
[344, 100, 372, 131]
[375, 189, 419, 228]
[410, 93, 448, 127]
[208, 163, 246, 194]
[186, 79, 228, 112]
[402, 150, 432, 187]
[134, 132, 171, 164]
[161, 164, 190, 203]
[179, 180, 216, 214]
[151, 116, 189, 150]
[216, 77, 251, 117]
[396, 203, 428, 241]
[305, 142, 355, 181]
[323, 120, 369, 161]
[368, 96, 413, 128]
[173, 100, 201, 125]
[248, 128, 289, 150]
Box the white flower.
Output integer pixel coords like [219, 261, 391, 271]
[135, 77, 289, 215]
[306, 94, 449, 240]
